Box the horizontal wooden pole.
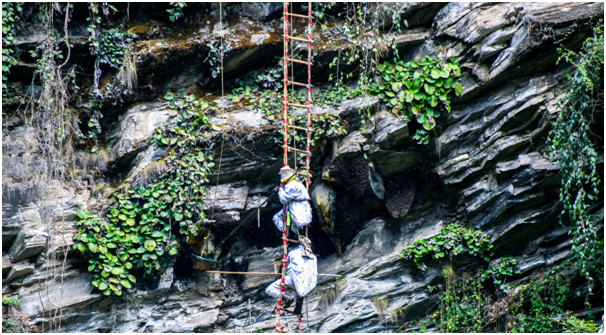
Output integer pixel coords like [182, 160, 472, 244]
[286, 12, 309, 19]
[203, 270, 341, 277]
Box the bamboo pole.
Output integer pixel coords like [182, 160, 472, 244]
[203, 270, 341, 277]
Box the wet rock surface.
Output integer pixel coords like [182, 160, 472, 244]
[2, 2, 603, 333]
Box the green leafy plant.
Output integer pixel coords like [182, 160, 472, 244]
[252, 64, 283, 91]
[558, 315, 600, 333]
[2, 2, 22, 98]
[167, 2, 186, 22]
[313, 2, 409, 129]
[547, 19, 603, 304]
[400, 223, 493, 270]
[73, 209, 140, 297]
[84, 4, 135, 149]
[481, 257, 520, 286]
[507, 264, 571, 333]
[74, 91, 218, 296]
[204, 32, 230, 79]
[2, 297, 24, 333]
[438, 266, 486, 333]
[1, 299, 21, 308]
[371, 56, 462, 144]
[95, 27, 135, 69]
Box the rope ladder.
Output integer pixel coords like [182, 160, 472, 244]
[276, 2, 313, 333]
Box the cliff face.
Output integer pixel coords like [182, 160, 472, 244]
[2, 2, 603, 333]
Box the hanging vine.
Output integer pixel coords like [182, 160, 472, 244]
[547, 19, 604, 303]
[26, 3, 77, 182]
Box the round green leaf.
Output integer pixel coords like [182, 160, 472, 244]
[430, 68, 440, 79]
[429, 95, 438, 107]
[144, 239, 157, 252]
[88, 242, 98, 253]
[121, 279, 132, 289]
[452, 65, 461, 77]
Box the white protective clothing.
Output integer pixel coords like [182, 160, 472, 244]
[265, 245, 318, 298]
[272, 178, 312, 232]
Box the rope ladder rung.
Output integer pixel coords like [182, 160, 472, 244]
[286, 124, 311, 131]
[286, 35, 313, 43]
[286, 57, 313, 66]
[286, 80, 310, 88]
[283, 145, 311, 155]
[286, 12, 309, 18]
[285, 102, 313, 109]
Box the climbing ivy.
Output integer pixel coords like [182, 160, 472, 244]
[400, 223, 493, 270]
[1, 2, 22, 99]
[74, 91, 218, 296]
[95, 26, 135, 69]
[84, 3, 137, 152]
[547, 19, 604, 302]
[371, 56, 462, 144]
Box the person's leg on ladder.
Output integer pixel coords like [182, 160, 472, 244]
[266, 276, 296, 308]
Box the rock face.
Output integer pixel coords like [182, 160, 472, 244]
[2, 2, 603, 333]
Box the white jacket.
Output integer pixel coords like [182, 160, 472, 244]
[277, 179, 312, 228]
[286, 246, 317, 297]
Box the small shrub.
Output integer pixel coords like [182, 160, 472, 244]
[399, 223, 493, 270]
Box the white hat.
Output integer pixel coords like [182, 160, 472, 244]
[279, 165, 296, 183]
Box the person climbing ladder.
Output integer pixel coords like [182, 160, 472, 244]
[272, 165, 312, 235]
[265, 237, 317, 315]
